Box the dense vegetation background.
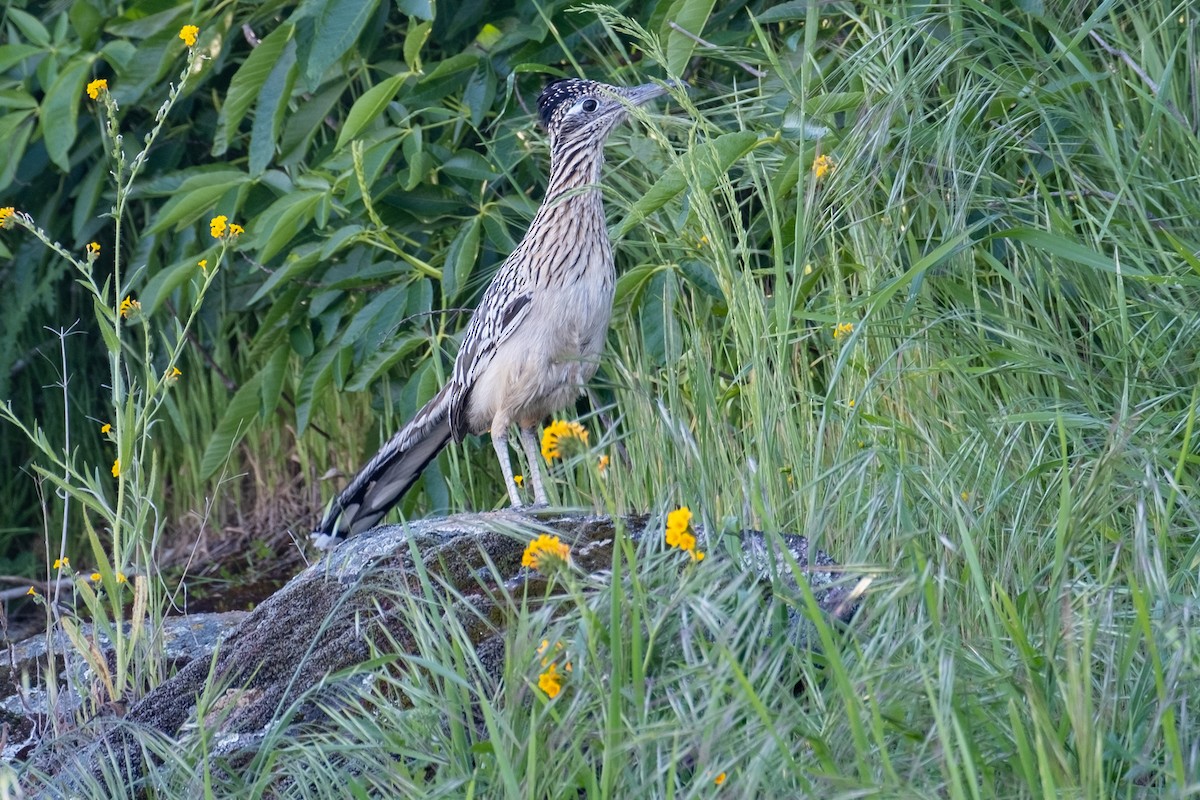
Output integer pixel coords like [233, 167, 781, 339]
[2, 0, 1199, 795]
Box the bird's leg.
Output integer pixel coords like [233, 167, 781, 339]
[518, 425, 550, 506]
[491, 426, 524, 507]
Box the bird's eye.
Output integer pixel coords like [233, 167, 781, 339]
[582, 98, 598, 113]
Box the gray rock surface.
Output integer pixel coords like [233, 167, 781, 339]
[19, 512, 861, 791]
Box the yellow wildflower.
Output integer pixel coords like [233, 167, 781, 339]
[541, 419, 588, 461]
[119, 295, 141, 318]
[116, 572, 127, 583]
[100, 422, 111, 434]
[86, 79, 108, 100]
[522, 534, 570, 571]
[53, 557, 69, 570]
[848, 399, 856, 408]
[597, 454, 610, 474]
[179, 25, 199, 47]
[812, 153, 834, 180]
[832, 322, 854, 339]
[665, 506, 704, 561]
[960, 490, 970, 502]
[228, 223, 244, 237]
[715, 772, 727, 785]
[111, 459, 120, 477]
[0, 207, 14, 227]
[27, 586, 36, 596]
[86, 242, 100, 257]
[210, 215, 228, 238]
[514, 474, 524, 487]
[166, 366, 182, 381]
[198, 259, 208, 272]
[538, 662, 562, 698]
[90, 572, 102, 582]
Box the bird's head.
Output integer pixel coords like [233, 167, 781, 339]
[537, 78, 668, 151]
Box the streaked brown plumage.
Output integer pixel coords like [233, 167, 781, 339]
[313, 78, 668, 542]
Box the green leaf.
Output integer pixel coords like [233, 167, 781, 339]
[147, 171, 251, 234]
[0, 90, 38, 111]
[39, 55, 94, 172]
[442, 216, 481, 303]
[0, 112, 35, 191]
[215, 24, 295, 157]
[663, 0, 718, 77]
[259, 344, 291, 419]
[256, 190, 325, 263]
[615, 131, 760, 236]
[991, 228, 1138, 275]
[403, 18, 433, 70]
[249, 39, 299, 176]
[336, 73, 408, 150]
[295, 345, 340, 434]
[0, 44, 43, 71]
[199, 373, 266, 480]
[301, 0, 381, 88]
[396, 0, 435, 21]
[6, 8, 51, 46]
[139, 257, 204, 316]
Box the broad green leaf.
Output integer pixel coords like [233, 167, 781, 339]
[139, 258, 203, 316]
[442, 216, 481, 303]
[215, 24, 295, 157]
[147, 171, 251, 233]
[663, 0, 717, 77]
[614, 131, 760, 236]
[6, 8, 50, 46]
[404, 18, 433, 70]
[301, 0, 381, 88]
[39, 55, 94, 172]
[294, 345, 339, 434]
[259, 344, 291, 419]
[256, 190, 325, 263]
[397, 0, 435, 21]
[199, 373, 266, 479]
[0, 44, 42, 71]
[336, 73, 408, 150]
[0, 89, 38, 110]
[0, 112, 35, 191]
[249, 39, 299, 176]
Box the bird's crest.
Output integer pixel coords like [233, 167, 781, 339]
[537, 78, 594, 128]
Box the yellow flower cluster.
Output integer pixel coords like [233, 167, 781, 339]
[111, 459, 121, 477]
[832, 322, 854, 339]
[86, 79, 108, 100]
[179, 25, 199, 47]
[521, 534, 570, 571]
[119, 295, 141, 319]
[53, 557, 69, 570]
[538, 662, 563, 698]
[597, 454, 610, 473]
[536, 639, 573, 698]
[812, 153, 834, 180]
[86, 242, 100, 258]
[665, 506, 704, 561]
[0, 207, 13, 227]
[209, 215, 244, 239]
[541, 419, 588, 461]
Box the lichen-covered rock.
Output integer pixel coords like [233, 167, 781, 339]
[25, 512, 861, 791]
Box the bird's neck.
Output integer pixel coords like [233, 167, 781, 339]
[542, 142, 607, 204]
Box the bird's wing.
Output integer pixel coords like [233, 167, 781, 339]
[447, 279, 535, 438]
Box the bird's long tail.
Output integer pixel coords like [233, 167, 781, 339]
[312, 385, 453, 545]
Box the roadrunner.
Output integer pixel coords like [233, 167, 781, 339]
[314, 78, 668, 542]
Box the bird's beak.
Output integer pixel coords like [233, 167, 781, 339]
[623, 81, 675, 108]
